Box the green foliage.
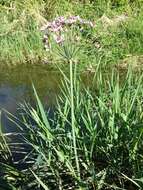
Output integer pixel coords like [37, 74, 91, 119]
[3, 66, 142, 189]
[0, 1, 143, 189]
[0, 0, 143, 66]
[0, 0, 49, 65]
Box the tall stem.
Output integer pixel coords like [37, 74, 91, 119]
[69, 59, 80, 180]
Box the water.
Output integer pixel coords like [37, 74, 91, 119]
[0, 64, 63, 129]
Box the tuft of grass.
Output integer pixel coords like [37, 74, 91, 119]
[5, 63, 143, 189]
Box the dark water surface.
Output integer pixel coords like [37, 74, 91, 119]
[0, 65, 63, 132]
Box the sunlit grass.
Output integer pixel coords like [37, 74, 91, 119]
[0, 0, 143, 67]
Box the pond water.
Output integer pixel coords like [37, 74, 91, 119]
[0, 65, 63, 131]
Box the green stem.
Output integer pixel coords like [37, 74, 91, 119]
[69, 59, 80, 180]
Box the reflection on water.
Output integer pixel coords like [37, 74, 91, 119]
[0, 86, 26, 112]
[0, 85, 27, 133]
[0, 64, 62, 133]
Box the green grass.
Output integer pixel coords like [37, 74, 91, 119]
[2, 49, 143, 189]
[0, 0, 143, 67]
[0, 1, 45, 65]
[94, 11, 143, 65]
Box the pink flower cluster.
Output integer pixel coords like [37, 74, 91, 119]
[40, 16, 94, 50]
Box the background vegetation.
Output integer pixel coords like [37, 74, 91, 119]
[0, 0, 143, 69]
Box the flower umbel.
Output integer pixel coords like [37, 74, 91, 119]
[40, 15, 95, 49]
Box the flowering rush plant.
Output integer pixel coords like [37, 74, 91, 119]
[40, 15, 95, 51]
